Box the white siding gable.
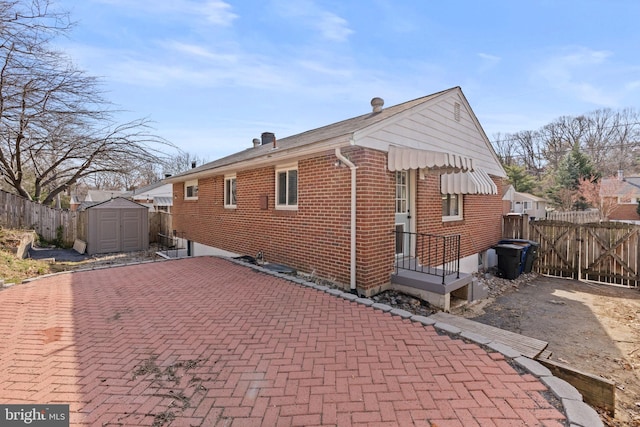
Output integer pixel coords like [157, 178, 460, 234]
[353, 89, 505, 177]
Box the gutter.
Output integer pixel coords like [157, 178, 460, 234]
[164, 136, 352, 184]
[334, 147, 358, 293]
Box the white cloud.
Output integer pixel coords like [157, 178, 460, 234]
[273, 0, 353, 42]
[94, 0, 237, 26]
[316, 11, 353, 42]
[535, 47, 619, 106]
[166, 41, 238, 63]
[477, 52, 501, 72]
[199, 0, 237, 26]
[297, 59, 353, 78]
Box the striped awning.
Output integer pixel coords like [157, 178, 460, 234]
[440, 169, 497, 195]
[387, 146, 473, 173]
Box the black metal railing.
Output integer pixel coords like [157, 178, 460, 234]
[157, 231, 186, 258]
[393, 230, 461, 284]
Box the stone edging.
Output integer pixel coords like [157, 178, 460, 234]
[232, 257, 605, 427]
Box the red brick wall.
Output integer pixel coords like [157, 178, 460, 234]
[173, 150, 357, 288]
[415, 174, 505, 259]
[172, 147, 504, 293]
[353, 149, 396, 292]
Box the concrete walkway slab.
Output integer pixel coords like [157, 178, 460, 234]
[0, 257, 566, 426]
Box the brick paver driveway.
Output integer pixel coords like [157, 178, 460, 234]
[0, 257, 566, 426]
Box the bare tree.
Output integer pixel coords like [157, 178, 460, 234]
[162, 151, 208, 177]
[580, 108, 640, 176]
[0, 0, 176, 205]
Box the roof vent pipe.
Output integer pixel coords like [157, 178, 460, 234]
[261, 132, 276, 147]
[371, 97, 384, 113]
[252, 138, 261, 148]
[191, 161, 196, 169]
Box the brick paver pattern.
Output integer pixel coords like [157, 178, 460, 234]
[0, 257, 566, 426]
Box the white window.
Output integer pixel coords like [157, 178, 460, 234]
[442, 194, 463, 221]
[395, 171, 408, 213]
[224, 175, 237, 208]
[276, 164, 298, 209]
[185, 180, 198, 200]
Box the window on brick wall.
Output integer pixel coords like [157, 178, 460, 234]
[442, 193, 463, 221]
[224, 174, 237, 208]
[185, 179, 198, 200]
[276, 164, 298, 209]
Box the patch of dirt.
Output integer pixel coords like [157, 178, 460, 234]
[132, 355, 208, 427]
[40, 246, 161, 273]
[371, 289, 438, 317]
[454, 274, 640, 427]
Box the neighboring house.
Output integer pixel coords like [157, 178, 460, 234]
[166, 87, 507, 302]
[130, 181, 173, 213]
[502, 185, 549, 219]
[601, 172, 640, 221]
[71, 189, 130, 212]
[69, 195, 83, 212]
[70, 183, 173, 213]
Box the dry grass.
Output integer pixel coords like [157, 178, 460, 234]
[0, 250, 52, 284]
[0, 227, 54, 284]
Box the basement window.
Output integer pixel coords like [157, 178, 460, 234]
[275, 164, 298, 210]
[224, 174, 237, 208]
[185, 180, 198, 200]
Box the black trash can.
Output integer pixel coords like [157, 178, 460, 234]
[499, 239, 539, 274]
[494, 243, 524, 279]
[523, 241, 539, 273]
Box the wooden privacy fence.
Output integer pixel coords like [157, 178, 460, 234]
[545, 210, 601, 223]
[0, 190, 78, 245]
[504, 215, 640, 287]
[148, 212, 173, 244]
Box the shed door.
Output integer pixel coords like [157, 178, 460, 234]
[96, 210, 121, 253]
[121, 210, 143, 251]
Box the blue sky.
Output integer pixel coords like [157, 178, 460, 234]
[54, 0, 640, 161]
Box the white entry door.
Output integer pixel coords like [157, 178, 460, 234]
[394, 170, 412, 257]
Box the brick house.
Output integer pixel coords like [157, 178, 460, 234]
[601, 172, 640, 222]
[167, 87, 506, 305]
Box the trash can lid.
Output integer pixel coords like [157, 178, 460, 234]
[494, 243, 525, 250]
[499, 239, 532, 247]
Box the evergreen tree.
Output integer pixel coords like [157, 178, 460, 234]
[504, 165, 536, 193]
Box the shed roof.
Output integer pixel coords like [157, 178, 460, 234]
[84, 197, 147, 210]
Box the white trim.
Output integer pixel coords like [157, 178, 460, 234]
[442, 193, 463, 222]
[224, 174, 237, 208]
[164, 137, 351, 183]
[394, 223, 406, 257]
[275, 164, 298, 210]
[184, 179, 198, 200]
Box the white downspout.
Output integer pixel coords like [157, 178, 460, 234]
[335, 147, 358, 292]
